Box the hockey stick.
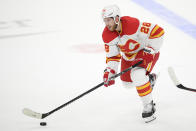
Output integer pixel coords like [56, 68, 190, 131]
[23, 60, 143, 119]
[168, 67, 196, 92]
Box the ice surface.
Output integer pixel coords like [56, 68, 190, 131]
[0, 0, 196, 131]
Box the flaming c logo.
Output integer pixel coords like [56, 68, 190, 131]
[119, 39, 140, 53]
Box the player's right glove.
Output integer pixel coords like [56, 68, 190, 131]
[103, 67, 116, 87]
[135, 46, 155, 65]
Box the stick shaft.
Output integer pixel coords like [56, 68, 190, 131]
[42, 60, 143, 118]
[43, 82, 104, 118]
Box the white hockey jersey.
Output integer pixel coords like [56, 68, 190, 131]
[102, 16, 164, 71]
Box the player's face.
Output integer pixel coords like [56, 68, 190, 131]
[103, 17, 117, 31]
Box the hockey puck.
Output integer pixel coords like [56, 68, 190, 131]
[40, 122, 47, 126]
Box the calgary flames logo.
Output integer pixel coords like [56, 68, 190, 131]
[118, 39, 140, 53]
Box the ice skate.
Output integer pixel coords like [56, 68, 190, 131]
[142, 101, 156, 123]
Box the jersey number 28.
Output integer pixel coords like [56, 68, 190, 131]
[140, 22, 151, 34]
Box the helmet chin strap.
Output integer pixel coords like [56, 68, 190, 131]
[114, 17, 120, 25]
[114, 16, 120, 30]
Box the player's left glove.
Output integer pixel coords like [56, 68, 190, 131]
[135, 46, 155, 64]
[103, 67, 116, 87]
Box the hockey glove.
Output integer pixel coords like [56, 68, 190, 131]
[135, 46, 155, 65]
[103, 67, 116, 87]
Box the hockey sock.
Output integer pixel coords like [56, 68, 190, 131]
[136, 81, 152, 97]
[136, 81, 153, 106]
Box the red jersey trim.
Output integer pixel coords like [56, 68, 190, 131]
[149, 25, 164, 39]
[102, 16, 140, 43]
[102, 27, 118, 43]
[106, 54, 121, 63]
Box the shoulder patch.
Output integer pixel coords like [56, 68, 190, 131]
[149, 25, 164, 39]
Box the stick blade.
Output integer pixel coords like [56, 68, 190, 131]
[22, 108, 43, 119]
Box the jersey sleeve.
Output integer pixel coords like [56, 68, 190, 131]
[102, 28, 121, 72]
[137, 22, 165, 52]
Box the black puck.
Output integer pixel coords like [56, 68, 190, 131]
[40, 122, 47, 126]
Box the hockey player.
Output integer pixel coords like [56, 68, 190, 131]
[102, 5, 164, 123]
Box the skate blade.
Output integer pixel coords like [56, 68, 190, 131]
[144, 115, 156, 123]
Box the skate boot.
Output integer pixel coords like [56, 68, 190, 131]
[142, 101, 156, 123]
[149, 73, 159, 89]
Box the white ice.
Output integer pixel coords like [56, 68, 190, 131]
[0, 0, 196, 131]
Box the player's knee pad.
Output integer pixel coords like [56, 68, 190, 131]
[131, 67, 149, 86]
